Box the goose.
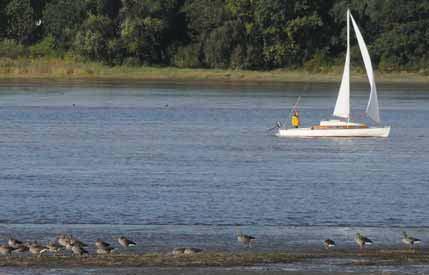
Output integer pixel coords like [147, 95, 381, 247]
[184, 248, 203, 255]
[8, 238, 23, 249]
[172, 247, 186, 256]
[71, 244, 88, 256]
[355, 233, 373, 249]
[402, 231, 421, 249]
[57, 234, 71, 247]
[69, 236, 88, 247]
[324, 239, 336, 249]
[237, 230, 256, 248]
[95, 239, 112, 249]
[0, 245, 13, 256]
[28, 243, 48, 256]
[118, 236, 136, 248]
[13, 244, 29, 253]
[46, 242, 63, 254]
[96, 246, 115, 255]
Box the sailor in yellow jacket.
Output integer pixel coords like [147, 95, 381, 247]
[291, 111, 300, 128]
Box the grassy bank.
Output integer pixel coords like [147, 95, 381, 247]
[1, 57, 429, 84]
[1, 249, 429, 268]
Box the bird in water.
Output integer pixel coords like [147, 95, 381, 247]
[323, 239, 336, 249]
[355, 233, 373, 249]
[118, 236, 136, 248]
[237, 230, 256, 248]
[402, 231, 421, 249]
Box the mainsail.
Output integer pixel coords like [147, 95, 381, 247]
[333, 9, 351, 120]
[333, 10, 381, 123]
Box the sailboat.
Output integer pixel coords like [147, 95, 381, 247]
[276, 10, 391, 138]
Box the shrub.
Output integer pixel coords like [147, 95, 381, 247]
[303, 52, 332, 73]
[0, 39, 27, 58]
[29, 35, 57, 57]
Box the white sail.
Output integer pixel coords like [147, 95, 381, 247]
[350, 14, 380, 123]
[333, 9, 351, 120]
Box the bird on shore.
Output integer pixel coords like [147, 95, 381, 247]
[8, 238, 23, 249]
[65, 242, 74, 251]
[69, 236, 88, 248]
[118, 236, 136, 248]
[402, 231, 421, 249]
[95, 239, 112, 249]
[96, 246, 115, 255]
[57, 234, 88, 248]
[355, 233, 373, 249]
[323, 239, 336, 249]
[71, 244, 88, 256]
[172, 247, 186, 256]
[57, 234, 71, 247]
[46, 242, 63, 254]
[237, 230, 256, 248]
[13, 244, 29, 254]
[184, 247, 203, 255]
[28, 243, 48, 256]
[0, 245, 13, 256]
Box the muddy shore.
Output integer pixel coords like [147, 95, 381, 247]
[1, 249, 428, 268]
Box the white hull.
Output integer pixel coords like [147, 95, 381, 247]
[276, 126, 390, 138]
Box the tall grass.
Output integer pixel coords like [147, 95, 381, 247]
[0, 57, 428, 84]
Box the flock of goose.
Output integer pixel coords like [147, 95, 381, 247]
[325, 231, 422, 250]
[0, 234, 136, 256]
[237, 231, 422, 250]
[0, 231, 422, 257]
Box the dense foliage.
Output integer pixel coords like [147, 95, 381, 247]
[0, 0, 427, 71]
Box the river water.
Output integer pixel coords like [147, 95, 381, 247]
[0, 81, 428, 273]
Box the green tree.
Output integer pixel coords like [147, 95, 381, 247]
[5, 0, 35, 43]
[203, 20, 246, 68]
[42, 0, 87, 48]
[119, 0, 183, 64]
[86, 0, 122, 18]
[73, 15, 115, 62]
[371, 1, 429, 70]
[182, 0, 243, 68]
[0, 1, 9, 38]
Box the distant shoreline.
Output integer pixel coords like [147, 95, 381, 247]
[1, 58, 429, 86]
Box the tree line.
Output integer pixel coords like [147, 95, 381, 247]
[0, 0, 428, 72]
